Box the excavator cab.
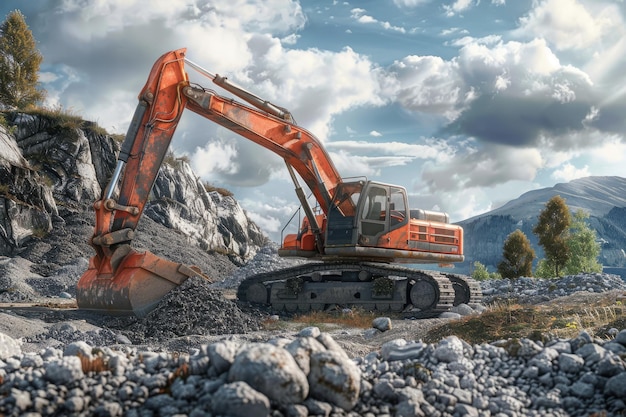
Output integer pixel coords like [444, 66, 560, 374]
[324, 180, 408, 247]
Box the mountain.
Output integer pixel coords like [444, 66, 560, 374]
[458, 176, 626, 275]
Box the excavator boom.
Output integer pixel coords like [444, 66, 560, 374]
[77, 48, 480, 316]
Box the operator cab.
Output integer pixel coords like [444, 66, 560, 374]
[325, 180, 409, 247]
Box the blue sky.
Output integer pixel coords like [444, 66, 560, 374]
[2, 0, 626, 242]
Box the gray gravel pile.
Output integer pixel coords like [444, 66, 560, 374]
[25, 322, 122, 349]
[481, 273, 626, 304]
[110, 276, 263, 344]
[2, 326, 626, 416]
[0, 256, 85, 302]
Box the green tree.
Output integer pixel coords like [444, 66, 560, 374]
[564, 210, 602, 274]
[534, 258, 555, 278]
[533, 195, 571, 277]
[472, 261, 502, 280]
[471, 261, 490, 281]
[0, 10, 45, 109]
[497, 229, 535, 279]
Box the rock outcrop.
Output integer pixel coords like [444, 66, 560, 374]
[0, 111, 266, 268]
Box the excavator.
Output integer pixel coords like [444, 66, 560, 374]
[76, 48, 481, 317]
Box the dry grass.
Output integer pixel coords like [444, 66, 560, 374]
[78, 353, 109, 374]
[424, 290, 626, 345]
[262, 308, 380, 332]
[203, 182, 234, 197]
[292, 309, 379, 329]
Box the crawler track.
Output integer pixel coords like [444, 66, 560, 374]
[237, 262, 482, 317]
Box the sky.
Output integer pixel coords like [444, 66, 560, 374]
[2, 0, 626, 243]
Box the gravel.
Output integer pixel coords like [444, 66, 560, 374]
[2, 233, 626, 416]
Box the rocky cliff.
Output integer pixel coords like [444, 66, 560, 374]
[0, 111, 267, 278]
[458, 176, 626, 274]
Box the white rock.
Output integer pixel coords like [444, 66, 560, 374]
[0, 332, 21, 360]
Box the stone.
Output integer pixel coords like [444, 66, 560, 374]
[0, 332, 21, 360]
[434, 336, 464, 363]
[211, 381, 270, 417]
[298, 326, 321, 338]
[208, 340, 239, 375]
[596, 354, 625, 377]
[615, 329, 626, 347]
[381, 339, 408, 360]
[382, 341, 425, 362]
[575, 343, 607, 366]
[372, 317, 392, 332]
[605, 372, 626, 398]
[308, 350, 361, 410]
[558, 353, 584, 374]
[44, 356, 84, 385]
[285, 336, 327, 375]
[228, 342, 309, 405]
[63, 341, 93, 359]
[450, 303, 474, 316]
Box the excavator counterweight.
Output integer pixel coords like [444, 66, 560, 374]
[77, 48, 481, 317]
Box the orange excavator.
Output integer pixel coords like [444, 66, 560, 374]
[76, 48, 481, 317]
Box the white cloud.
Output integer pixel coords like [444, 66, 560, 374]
[551, 163, 591, 181]
[240, 44, 386, 140]
[350, 8, 406, 33]
[589, 136, 626, 165]
[388, 55, 467, 120]
[444, 0, 476, 17]
[190, 140, 239, 178]
[327, 150, 385, 177]
[421, 144, 544, 191]
[239, 194, 298, 233]
[55, 0, 305, 38]
[370, 131, 382, 137]
[281, 33, 300, 45]
[392, 0, 431, 6]
[516, 0, 617, 51]
[38, 72, 59, 83]
[386, 37, 592, 132]
[327, 139, 455, 163]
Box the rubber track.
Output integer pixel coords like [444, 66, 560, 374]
[237, 262, 456, 315]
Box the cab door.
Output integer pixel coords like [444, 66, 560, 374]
[358, 183, 408, 246]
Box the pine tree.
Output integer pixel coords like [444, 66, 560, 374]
[497, 229, 535, 279]
[0, 10, 45, 109]
[533, 195, 571, 277]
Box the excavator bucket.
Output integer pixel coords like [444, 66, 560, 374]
[76, 248, 209, 317]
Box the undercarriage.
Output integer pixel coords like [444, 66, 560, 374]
[237, 262, 482, 317]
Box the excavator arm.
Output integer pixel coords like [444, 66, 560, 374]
[77, 48, 348, 315]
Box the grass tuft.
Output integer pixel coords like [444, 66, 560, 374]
[424, 291, 626, 345]
[292, 308, 379, 329]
